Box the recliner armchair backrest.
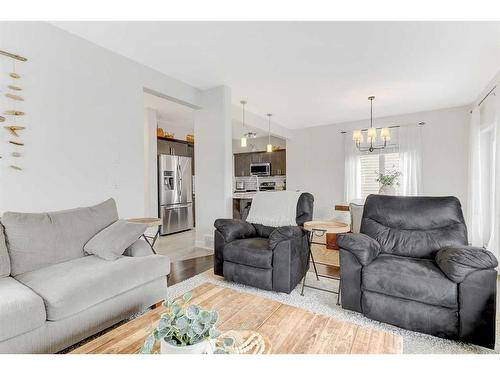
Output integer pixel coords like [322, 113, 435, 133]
[296, 193, 314, 226]
[361, 195, 468, 258]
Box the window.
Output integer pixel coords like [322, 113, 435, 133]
[360, 151, 400, 199]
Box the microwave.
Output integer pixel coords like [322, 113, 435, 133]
[250, 163, 271, 176]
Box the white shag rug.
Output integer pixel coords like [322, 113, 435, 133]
[167, 270, 499, 354]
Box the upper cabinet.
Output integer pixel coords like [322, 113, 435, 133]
[233, 149, 286, 177]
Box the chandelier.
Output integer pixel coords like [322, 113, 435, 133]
[352, 96, 390, 152]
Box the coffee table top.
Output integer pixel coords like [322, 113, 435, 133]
[304, 220, 350, 234]
[70, 282, 402, 354]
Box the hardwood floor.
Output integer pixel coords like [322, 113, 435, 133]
[153, 229, 213, 262]
[168, 254, 214, 286]
[167, 254, 340, 286]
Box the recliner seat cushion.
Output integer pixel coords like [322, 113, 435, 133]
[362, 254, 457, 308]
[2, 198, 119, 276]
[0, 277, 46, 341]
[224, 238, 272, 269]
[15, 254, 169, 321]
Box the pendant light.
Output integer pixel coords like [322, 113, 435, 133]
[240, 100, 247, 147]
[266, 113, 273, 152]
[353, 96, 390, 153]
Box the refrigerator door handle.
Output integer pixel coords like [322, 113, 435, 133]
[165, 203, 191, 209]
[177, 163, 182, 200]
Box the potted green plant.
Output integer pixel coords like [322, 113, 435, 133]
[375, 168, 401, 195]
[141, 292, 221, 354]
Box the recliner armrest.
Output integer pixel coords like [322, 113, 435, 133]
[337, 233, 380, 266]
[269, 226, 305, 249]
[436, 246, 498, 283]
[214, 219, 257, 243]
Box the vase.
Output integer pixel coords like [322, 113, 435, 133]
[160, 338, 214, 354]
[379, 185, 396, 195]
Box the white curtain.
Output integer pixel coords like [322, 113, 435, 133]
[486, 92, 500, 259]
[467, 90, 500, 261]
[467, 108, 484, 246]
[398, 124, 423, 195]
[344, 134, 361, 202]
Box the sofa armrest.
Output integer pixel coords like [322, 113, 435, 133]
[336, 233, 380, 266]
[269, 226, 305, 249]
[214, 219, 256, 243]
[123, 239, 154, 257]
[436, 246, 498, 283]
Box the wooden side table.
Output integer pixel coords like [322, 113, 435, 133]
[302, 221, 350, 304]
[126, 218, 162, 254]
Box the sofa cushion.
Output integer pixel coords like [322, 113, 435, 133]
[362, 254, 457, 308]
[0, 277, 46, 341]
[2, 198, 119, 276]
[15, 254, 170, 321]
[0, 224, 10, 277]
[84, 220, 147, 260]
[224, 238, 273, 269]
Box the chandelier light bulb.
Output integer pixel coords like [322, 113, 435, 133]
[380, 127, 391, 141]
[367, 127, 377, 141]
[352, 130, 362, 142]
[240, 136, 247, 147]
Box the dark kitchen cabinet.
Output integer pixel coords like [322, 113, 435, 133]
[157, 138, 191, 158]
[187, 143, 195, 174]
[233, 149, 286, 177]
[271, 149, 286, 176]
[234, 153, 251, 177]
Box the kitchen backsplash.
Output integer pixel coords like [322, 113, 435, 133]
[234, 176, 286, 191]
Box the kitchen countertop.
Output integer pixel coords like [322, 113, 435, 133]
[233, 191, 257, 199]
[233, 190, 287, 199]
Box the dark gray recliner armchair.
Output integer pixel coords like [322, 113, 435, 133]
[214, 193, 313, 293]
[337, 195, 498, 349]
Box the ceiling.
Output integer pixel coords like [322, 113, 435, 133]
[144, 91, 264, 140]
[54, 21, 500, 129]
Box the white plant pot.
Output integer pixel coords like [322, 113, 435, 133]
[379, 185, 396, 195]
[160, 338, 214, 354]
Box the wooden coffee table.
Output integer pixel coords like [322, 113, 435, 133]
[70, 283, 402, 354]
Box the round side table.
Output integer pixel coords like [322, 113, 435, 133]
[302, 220, 350, 304]
[126, 217, 162, 254]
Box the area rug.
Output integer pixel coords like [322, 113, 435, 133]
[166, 269, 500, 354]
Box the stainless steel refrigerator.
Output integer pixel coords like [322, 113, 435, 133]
[158, 154, 193, 235]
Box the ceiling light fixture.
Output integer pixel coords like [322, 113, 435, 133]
[266, 113, 273, 153]
[240, 100, 247, 147]
[353, 96, 390, 152]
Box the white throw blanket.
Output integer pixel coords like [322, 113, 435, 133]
[246, 191, 302, 227]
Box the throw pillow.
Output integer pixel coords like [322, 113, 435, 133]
[84, 220, 147, 260]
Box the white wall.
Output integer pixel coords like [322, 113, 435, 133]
[143, 108, 158, 217]
[287, 105, 471, 219]
[194, 86, 233, 248]
[232, 135, 286, 153]
[0, 22, 200, 217]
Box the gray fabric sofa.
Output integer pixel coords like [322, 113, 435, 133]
[0, 198, 170, 353]
[214, 193, 314, 293]
[338, 195, 498, 349]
